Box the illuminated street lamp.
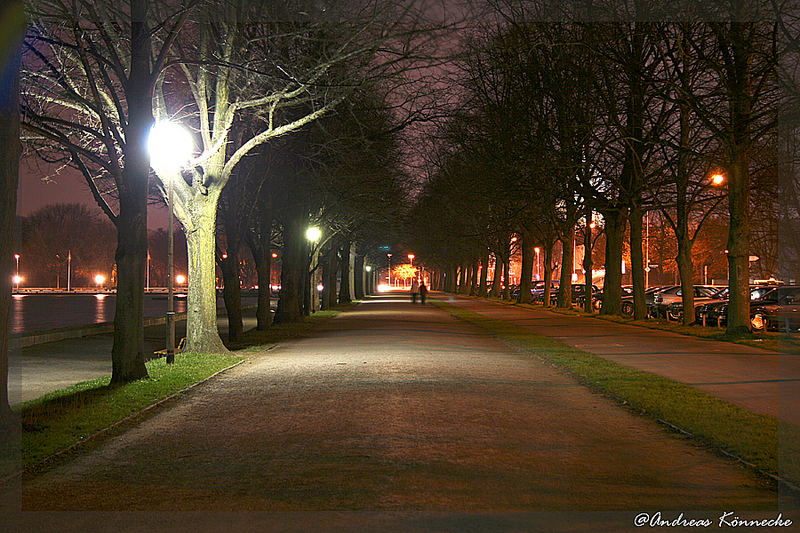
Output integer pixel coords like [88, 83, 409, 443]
[387, 253, 392, 287]
[534, 247, 540, 281]
[408, 253, 415, 266]
[13, 254, 20, 291]
[94, 274, 106, 289]
[149, 120, 194, 364]
[176, 274, 186, 285]
[12, 275, 22, 290]
[711, 173, 725, 186]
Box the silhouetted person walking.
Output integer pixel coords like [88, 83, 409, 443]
[419, 282, 428, 305]
[410, 278, 419, 304]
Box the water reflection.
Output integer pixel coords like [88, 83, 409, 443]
[9, 293, 253, 335]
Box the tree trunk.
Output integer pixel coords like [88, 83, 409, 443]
[338, 240, 352, 304]
[725, 23, 753, 335]
[248, 231, 272, 330]
[601, 209, 627, 315]
[519, 229, 535, 304]
[543, 241, 554, 308]
[324, 244, 339, 309]
[726, 155, 751, 334]
[490, 254, 500, 297]
[354, 255, 365, 299]
[583, 205, 594, 313]
[0, 8, 23, 438]
[502, 258, 511, 300]
[110, 0, 153, 382]
[478, 250, 489, 297]
[111, 196, 149, 382]
[557, 229, 574, 308]
[275, 217, 304, 323]
[220, 251, 243, 341]
[184, 206, 229, 353]
[629, 203, 646, 319]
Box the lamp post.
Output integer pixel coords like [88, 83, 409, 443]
[306, 227, 321, 313]
[13, 254, 19, 291]
[534, 247, 540, 281]
[149, 120, 194, 364]
[67, 249, 71, 291]
[387, 253, 392, 287]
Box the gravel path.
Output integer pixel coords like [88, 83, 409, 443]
[5, 294, 789, 531]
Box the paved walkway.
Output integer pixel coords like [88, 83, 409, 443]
[442, 295, 800, 427]
[4, 294, 790, 531]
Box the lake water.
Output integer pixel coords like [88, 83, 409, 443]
[9, 293, 259, 335]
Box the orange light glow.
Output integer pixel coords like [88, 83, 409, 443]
[711, 173, 725, 186]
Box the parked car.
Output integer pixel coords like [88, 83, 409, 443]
[620, 286, 672, 316]
[652, 285, 719, 318]
[697, 286, 792, 329]
[750, 286, 800, 332]
[664, 286, 728, 321]
[594, 285, 634, 312]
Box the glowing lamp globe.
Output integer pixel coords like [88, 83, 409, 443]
[94, 274, 106, 285]
[306, 227, 321, 242]
[149, 121, 194, 169]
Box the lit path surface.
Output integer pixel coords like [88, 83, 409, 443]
[442, 295, 800, 427]
[4, 294, 790, 532]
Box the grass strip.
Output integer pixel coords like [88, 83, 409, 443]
[11, 352, 242, 473]
[435, 300, 800, 485]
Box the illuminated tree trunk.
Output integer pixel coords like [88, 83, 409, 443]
[183, 193, 229, 354]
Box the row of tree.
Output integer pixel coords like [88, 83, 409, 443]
[408, 0, 798, 332]
[14, 0, 439, 387]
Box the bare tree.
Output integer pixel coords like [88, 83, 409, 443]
[21, 0, 192, 381]
[150, 0, 440, 352]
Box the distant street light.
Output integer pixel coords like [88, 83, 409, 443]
[408, 254, 415, 266]
[711, 173, 725, 186]
[94, 274, 106, 288]
[534, 247, 540, 281]
[149, 120, 194, 364]
[176, 274, 186, 285]
[14, 254, 20, 291]
[387, 253, 392, 287]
